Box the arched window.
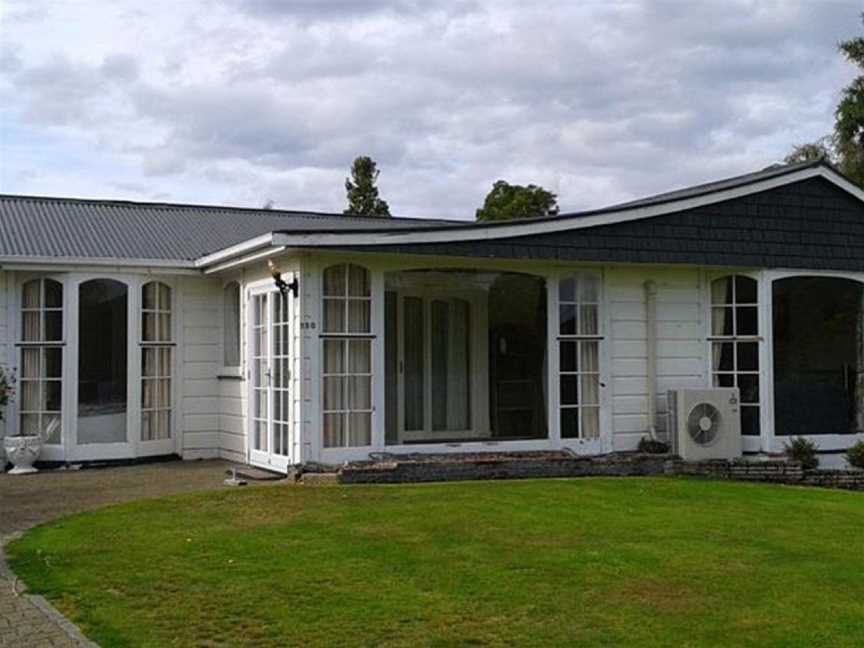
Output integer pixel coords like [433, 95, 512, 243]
[141, 281, 173, 441]
[321, 264, 372, 448]
[19, 278, 63, 443]
[710, 275, 760, 436]
[558, 272, 602, 440]
[223, 281, 241, 368]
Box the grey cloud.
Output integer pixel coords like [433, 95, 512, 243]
[1, 0, 861, 219]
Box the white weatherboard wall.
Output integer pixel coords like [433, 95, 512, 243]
[0, 271, 9, 441]
[215, 256, 304, 467]
[179, 275, 223, 459]
[607, 267, 707, 450]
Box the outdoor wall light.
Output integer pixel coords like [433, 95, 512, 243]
[268, 259, 299, 298]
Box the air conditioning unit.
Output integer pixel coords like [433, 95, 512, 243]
[666, 388, 742, 461]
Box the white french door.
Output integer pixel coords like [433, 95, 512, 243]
[248, 287, 297, 471]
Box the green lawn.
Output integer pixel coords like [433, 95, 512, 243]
[7, 478, 864, 647]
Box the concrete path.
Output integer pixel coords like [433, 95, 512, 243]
[0, 459, 250, 646]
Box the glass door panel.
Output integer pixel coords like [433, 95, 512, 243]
[77, 279, 128, 446]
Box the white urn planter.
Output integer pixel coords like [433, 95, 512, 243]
[3, 435, 42, 475]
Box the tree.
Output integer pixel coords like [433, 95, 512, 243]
[344, 156, 391, 217]
[784, 137, 837, 165]
[836, 16, 864, 185]
[475, 180, 559, 222]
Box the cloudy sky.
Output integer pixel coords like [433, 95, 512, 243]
[0, 1, 860, 220]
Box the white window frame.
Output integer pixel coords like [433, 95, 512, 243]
[555, 271, 606, 451]
[705, 272, 762, 446]
[392, 289, 486, 443]
[320, 263, 374, 449]
[17, 276, 65, 457]
[221, 280, 242, 375]
[140, 280, 175, 448]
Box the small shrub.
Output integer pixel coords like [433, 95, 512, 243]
[846, 441, 864, 469]
[784, 436, 819, 469]
[637, 437, 670, 454]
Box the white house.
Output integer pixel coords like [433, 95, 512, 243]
[1, 159, 863, 472]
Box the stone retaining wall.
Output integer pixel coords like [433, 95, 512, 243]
[335, 452, 864, 490]
[664, 459, 864, 491]
[338, 452, 669, 484]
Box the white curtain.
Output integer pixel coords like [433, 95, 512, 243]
[581, 341, 600, 439]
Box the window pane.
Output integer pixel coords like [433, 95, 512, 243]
[559, 340, 578, 373]
[348, 376, 371, 410]
[143, 313, 157, 342]
[142, 282, 157, 310]
[20, 413, 39, 436]
[323, 340, 345, 374]
[22, 312, 40, 341]
[348, 265, 370, 297]
[579, 304, 598, 335]
[580, 341, 599, 373]
[158, 284, 171, 310]
[45, 348, 62, 378]
[142, 379, 156, 408]
[45, 380, 62, 411]
[43, 414, 61, 444]
[431, 300, 449, 431]
[712, 342, 734, 372]
[711, 277, 732, 305]
[323, 413, 344, 447]
[741, 405, 760, 436]
[323, 265, 346, 297]
[22, 280, 41, 309]
[736, 307, 758, 336]
[159, 314, 172, 342]
[20, 380, 39, 410]
[348, 339, 371, 373]
[159, 348, 172, 377]
[323, 376, 345, 411]
[403, 296, 425, 431]
[713, 373, 735, 388]
[45, 280, 63, 308]
[737, 342, 759, 372]
[44, 311, 63, 341]
[323, 299, 345, 333]
[738, 374, 759, 404]
[349, 412, 372, 446]
[561, 408, 579, 439]
[159, 379, 171, 408]
[560, 375, 579, 405]
[579, 275, 599, 302]
[559, 304, 577, 335]
[711, 307, 733, 336]
[347, 300, 370, 333]
[581, 374, 599, 406]
[581, 407, 600, 439]
[559, 277, 576, 302]
[21, 348, 40, 378]
[735, 276, 757, 304]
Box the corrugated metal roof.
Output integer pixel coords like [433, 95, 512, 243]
[0, 195, 467, 263]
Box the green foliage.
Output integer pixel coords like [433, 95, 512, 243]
[475, 180, 559, 222]
[784, 436, 819, 469]
[835, 15, 864, 185]
[846, 440, 864, 469]
[9, 480, 864, 646]
[0, 365, 15, 421]
[637, 436, 670, 454]
[784, 137, 838, 165]
[344, 156, 391, 217]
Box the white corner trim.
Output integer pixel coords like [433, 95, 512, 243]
[194, 233, 274, 268]
[266, 166, 852, 248]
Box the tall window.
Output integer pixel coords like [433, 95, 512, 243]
[559, 273, 602, 440]
[710, 275, 760, 436]
[19, 278, 63, 443]
[322, 264, 372, 447]
[141, 281, 173, 441]
[223, 281, 241, 368]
